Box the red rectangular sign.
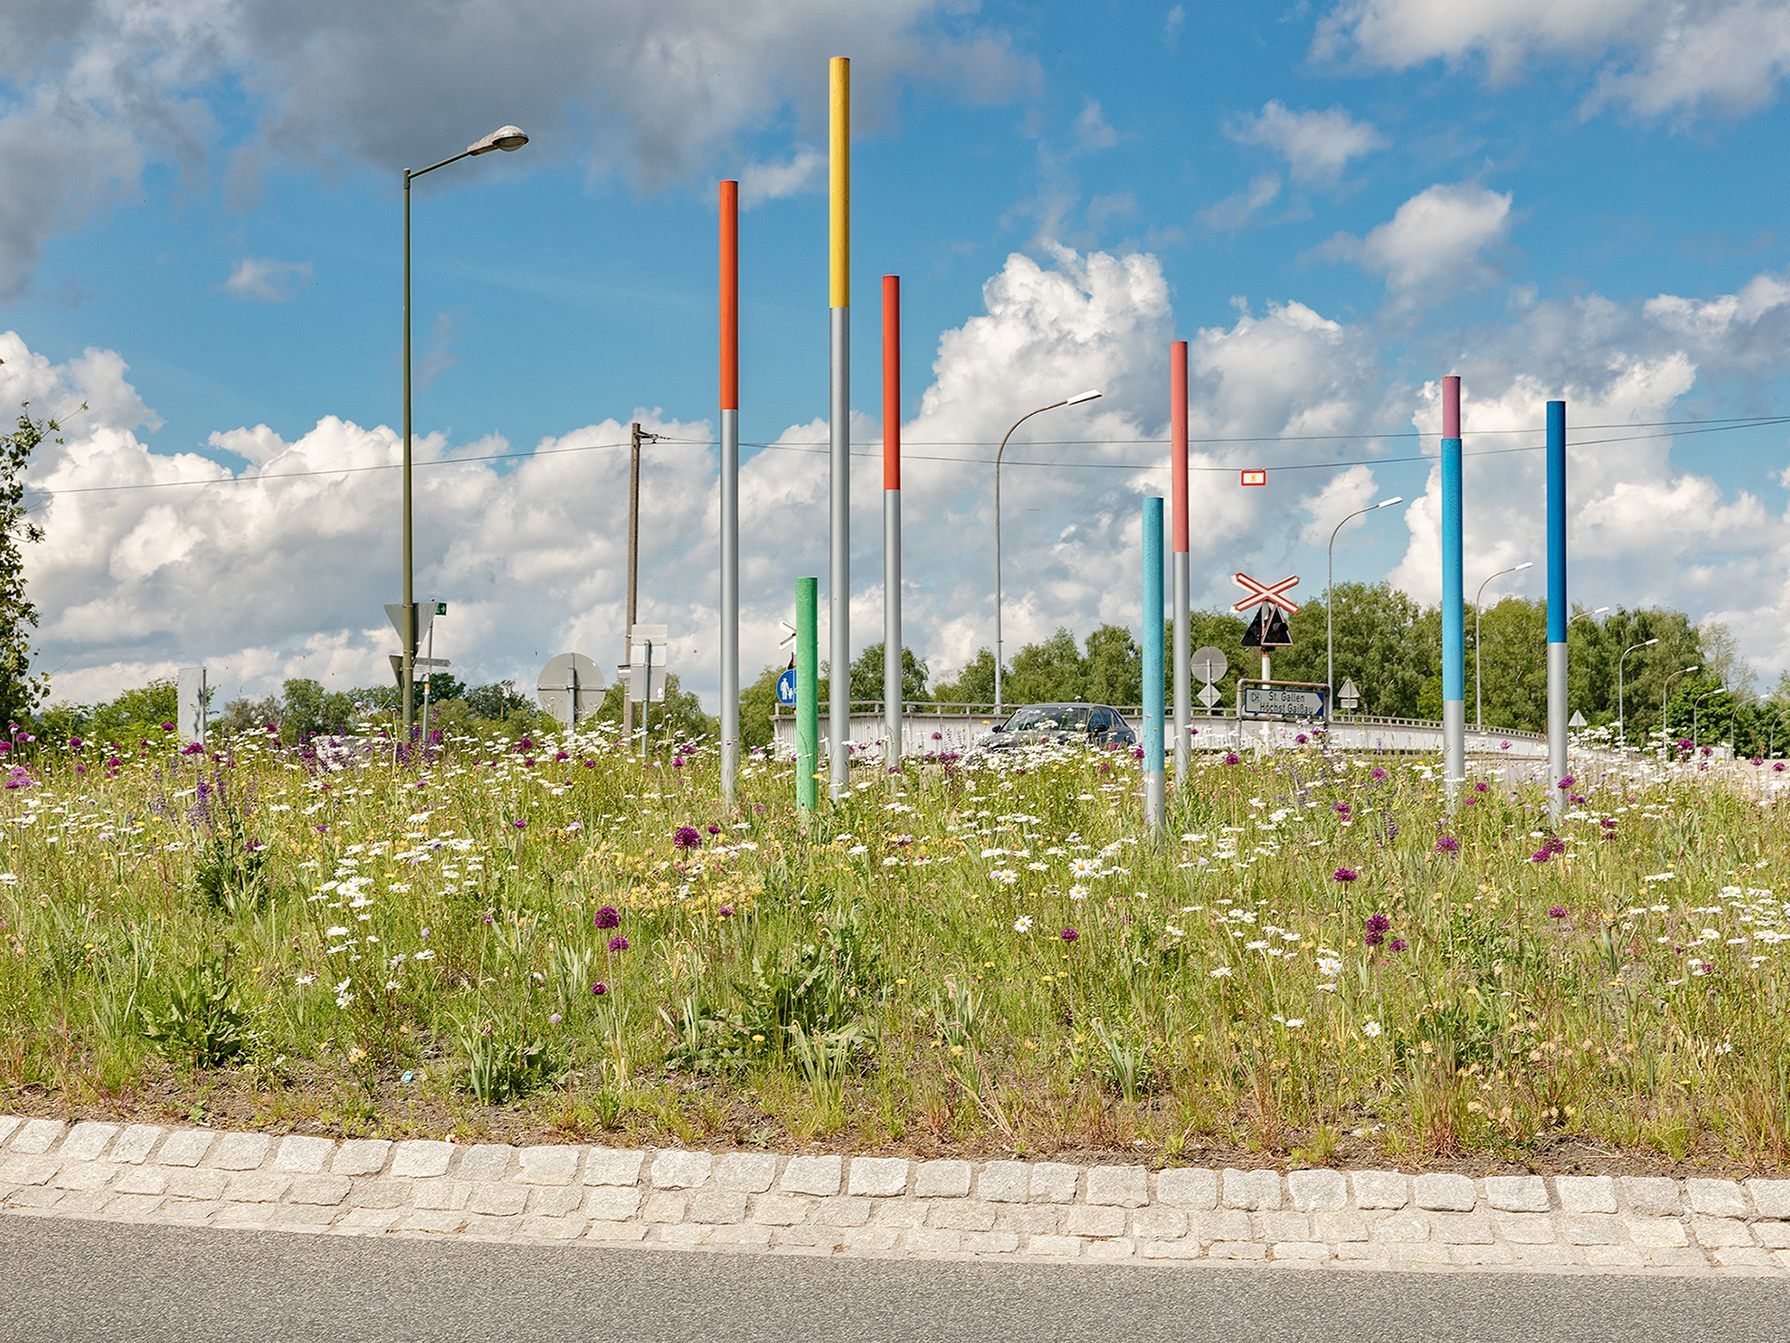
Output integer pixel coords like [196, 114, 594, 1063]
[1240, 469, 1267, 487]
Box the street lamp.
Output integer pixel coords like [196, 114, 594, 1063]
[1616, 637, 1659, 750]
[1326, 496, 1404, 709]
[1661, 664, 1700, 758]
[993, 389, 1101, 713]
[400, 124, 530, 736]
[1472, 561, 1533, 732]
[1569, 606, 1610, 625]
[1769, 705, 1790, 760]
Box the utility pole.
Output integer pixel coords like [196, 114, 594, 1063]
[623, 421, 655, 744]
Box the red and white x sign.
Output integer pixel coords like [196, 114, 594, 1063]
[1232, 571, 1301, 615]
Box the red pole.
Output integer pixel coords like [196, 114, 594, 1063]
[882, 275, 902, 762]
[1171, 340, 1188, 553]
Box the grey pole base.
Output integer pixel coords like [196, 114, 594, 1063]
[1547, 641, 1568, 819]
[1144, 770, 1166, 832]
[884, 489, 901, 771]
[1442, 700, 1466, 792]
[720, 407, 740, 808]
[1172, 556, 1190, 785]
[829, 307, 850, 800]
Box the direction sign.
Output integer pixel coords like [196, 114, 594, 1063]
[537, 652, 603, 726]
[1338, 677, 1361, 712]
[1231, 572, 1300, 615]
[1197, 683, 1222, 710]
[776, 667, 798, 707]
[1190, 645, 1228, 685]
[1241, 683, 1327, 720]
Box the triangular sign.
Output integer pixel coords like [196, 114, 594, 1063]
[1569, 710, 1587, 728]
[1241, 604, 1293, 649]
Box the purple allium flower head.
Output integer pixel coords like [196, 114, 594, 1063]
[511, 818, 527, 830]
[1370, 767, 1387, 781]
[1222, 752, 1241, 765]
[1701, 745, 1713, 757]
[1365, 913, 1390, 935]
[1435, 835, 1460, 855]
[607, 935, 629, 953]
[673, 825, 702, 851]
[706, 824, 721, 835]
[1059, 927, 1079, 941]
[1389, 938, 1407, 953]
[590, 981, 607, 996]
[1557, 774, 1575, 790]
[1531, 850, 1551, 863]
[1131, 746, 1145, 760]
[717, 905, 735, 918]
[1548, 905, 1567, 920]
[1474, 780, 1489, 793]
[68, 736, 83, 750]
[160, 722, 176, 732]
[1776, 762, 1787, 773]
[1333, 802, 1351, 816]
[1334, 867, 1359, 883]
[549, 1012, 563, 1025]
[1295, 733, 1308, 745]
[593, 906, 622, 931]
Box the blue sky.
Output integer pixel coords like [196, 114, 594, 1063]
[5, 1, 1790, 706]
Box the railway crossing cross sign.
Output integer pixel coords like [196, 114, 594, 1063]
[1231, 572, 1301, 615]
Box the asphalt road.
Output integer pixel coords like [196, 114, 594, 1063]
[3, 1216, 1787, 1343]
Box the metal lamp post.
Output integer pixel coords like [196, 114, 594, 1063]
[1569, 606, 1610, 626]
[1616, 637, 1659, 749]
[1471, 561, 1532, 732]
[993, 389, 1100, 713]
[401, 124, 529, 736]
[1661, 664, 1700, 758]
[1326, 496, 1404, 709]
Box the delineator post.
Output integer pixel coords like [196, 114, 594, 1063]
[1143, 496, 1166, 831]
[1546, 398, 1568, 817]
[827, 56, 851, 800]
[719, 179, 740, 808]
[1170, 340, 1190, 785]
[1440, 375, 1466, 791]
[883, 274, 901, 771]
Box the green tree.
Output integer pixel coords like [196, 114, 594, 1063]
[1003, 628, 1085, 705]
[1083, 624, 1140, 705]
[846, 643, 931, 705]
[933, 649, 996, 706]
[739, 663, 786, 752]
[0, 409, 52, 726]
[87, 682, 179, 744]
[594, 673, 716, 745]
[465, 681, 533, 721]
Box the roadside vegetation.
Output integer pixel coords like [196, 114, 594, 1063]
[2, 719, 1787, 1173]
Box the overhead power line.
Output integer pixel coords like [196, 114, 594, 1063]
[20, 413, 1789, 500]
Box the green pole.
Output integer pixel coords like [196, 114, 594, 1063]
[797, 577, 819, 811]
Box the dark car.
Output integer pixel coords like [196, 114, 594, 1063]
[977, 703, 1136, 751]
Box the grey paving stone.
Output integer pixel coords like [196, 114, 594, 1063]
[928, 1198, 998, 1232]
[584, 1186, 645, 1221]
[273, 1135, 335, 1174]
[1129, 1206, 1189, 1240]
[390, 1140, 455, 1179]
[1221, 1168, 1281, 1211]
[747, 1194, 811, 1226]
[1027, 1234, 1087, 1258]
[524, 1186, 583, 1217]
[1063, 1205, 1127, 1238]
[1085, 1165, 1148, 1208]
[846, 1157, 908, 1197]
[687, 1190, 749, 1224]
[1493, 1212, 1557, 1244]
[1430, 1212, 1495, 1245]
[711, 1153, 776, 1193]
[61, 1122, 119, 1161]
[1350, 1170, 1409, 1209]
[976, 1161, 1028, 1203]
[1555, 1176, 1617, 1214]
[414, 1180, 474, 1212]
[1413, 1173, 1476, 1211]
[1286, 1169, 1347, 1211]
[223, 1172, 291, 1203]
[11, 1120, 68, 1155]
[455, 1144, 516, 1183]
[813, 1197, 872, 1228]
[113, 1166, 170, 1197]
[1484, 1176, 1548, 1213]
[467, 1184, 529, 1217]
[647, 1149, 711, 1189]
[1745, 1179, 1790, 1220]
[211, 1133, 271, 1171]
[330, 1140, 391, 1177]
[0, 1155, 58, 1186]
[1690, 1215, 1755, 1249]
[1157, 1168, 1218, 1209]
[517, 1146, 581, 1186]
[1560, 1214, 1624, 1245]
[1194, 1210, 1251, 1243]
[287, 1175, 352, 1206]
[1685, 1178, 1748, 1217]
[0, 1116, 21, 1148]
[1255, 1211, 1312, 1243]
[913, 1160, 972, 1199]
[776, 1155, 839, 1196]
[53, 1161, 119, 1191]
[1314, 1209, 1369, 1242]
[162, 1168, 226, 1200]
[1619, 1176, 1683, 1217]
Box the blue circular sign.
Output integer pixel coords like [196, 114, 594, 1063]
[776, 667, 798, 706]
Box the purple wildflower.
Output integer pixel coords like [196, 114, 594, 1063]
[1389, 938, 1407, 953]
[607, 935, 629, 953]
[594, 906, 621, 930]
[590, 981, 607, 996]
[672, 825, 702, 851]
[1059, 927, 1079, 942]
[1548, 905, 1567, 920]
[1435, 835, 1460, 855]
[1222, 752, 1241, 765]
[1334, 867, 1359, 883]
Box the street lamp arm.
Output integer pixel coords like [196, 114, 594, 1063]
[407, 149, 476, 182]
[995, 400, 1070, 467]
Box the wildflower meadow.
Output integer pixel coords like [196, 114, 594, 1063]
[3, 722, 1788, 1174]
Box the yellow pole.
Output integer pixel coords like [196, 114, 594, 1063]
[830, 57, 850, 310]
[827, 55, 851, 799]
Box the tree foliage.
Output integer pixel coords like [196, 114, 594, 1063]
[0, 408, 51, 726]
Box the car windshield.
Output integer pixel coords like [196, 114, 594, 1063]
[1005, 706, 1090, 732]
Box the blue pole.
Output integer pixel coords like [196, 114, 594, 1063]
[1142, 496, 1165, 831]
[1546, 398, 1568, 815]
[1440, 375, 1465, 789]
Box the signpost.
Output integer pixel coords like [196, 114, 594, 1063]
[1232, 572, 1299, 681]
[1239, 682, 1328, 720]
[536, 652, 603, 728]
[1338, 677, 1361, 714]
[1191, 645, 1227, 715]
[777, 666, 798, 708]
[176, 667, 211, 748]
[623, 623, 670, 757]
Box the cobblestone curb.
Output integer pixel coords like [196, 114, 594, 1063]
[4, 1116, 1788, 1273]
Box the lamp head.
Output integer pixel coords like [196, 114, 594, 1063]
[1512, 561, 1534, 572]
[1376, 496, 1404, 509]
[1064, 389, 1102, 406]
[469, 125, 530, 155]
